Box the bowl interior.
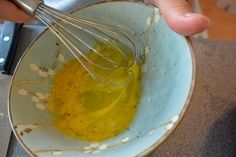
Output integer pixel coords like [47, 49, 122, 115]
[9, 2, 194, 157]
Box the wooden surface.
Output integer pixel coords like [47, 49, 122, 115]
[200, 0, 236, 41]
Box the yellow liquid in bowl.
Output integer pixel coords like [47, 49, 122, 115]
[46, 44, 141, 141]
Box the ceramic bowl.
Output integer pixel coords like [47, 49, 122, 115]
[9, 2, 195, 157]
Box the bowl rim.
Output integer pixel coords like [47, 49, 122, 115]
[8, 1, 196, 157]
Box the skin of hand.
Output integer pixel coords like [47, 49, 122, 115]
[146, 0, 210, 36]
[0, 0, 210, 36]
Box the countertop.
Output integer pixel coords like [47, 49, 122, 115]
[151, 39, 236, 157]
[6, 25, 236, 157]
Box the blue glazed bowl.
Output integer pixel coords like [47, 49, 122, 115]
[9, 2, 195, 157]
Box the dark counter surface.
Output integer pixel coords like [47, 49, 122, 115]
[6, 26, 236, 157]
[151, 39, 236, 157]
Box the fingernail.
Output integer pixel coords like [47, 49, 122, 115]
[185, 13, 211, 27]
[184, 13, 196, 18]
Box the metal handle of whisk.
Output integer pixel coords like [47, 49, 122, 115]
[12, 0, 43, 15]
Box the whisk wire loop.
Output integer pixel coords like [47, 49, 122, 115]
[36, 5, 129, 69]
[14, 0, 144, 85]
[38, 4, 142, 65]
[35, 14, 95, 76]
[35, 9, 126, 83]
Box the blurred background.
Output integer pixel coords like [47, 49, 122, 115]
[195, 0, 236, 41]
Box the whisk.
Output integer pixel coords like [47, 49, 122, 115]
[13, 0, 143, 86]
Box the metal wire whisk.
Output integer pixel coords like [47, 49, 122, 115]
[13, 0, 143, 85]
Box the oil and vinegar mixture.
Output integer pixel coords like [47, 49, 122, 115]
[46, 43, 141, 141]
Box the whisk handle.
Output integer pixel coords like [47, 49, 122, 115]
[12, 0, 43, 15]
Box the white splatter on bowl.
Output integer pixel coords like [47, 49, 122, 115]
[8, 2, 195, 157]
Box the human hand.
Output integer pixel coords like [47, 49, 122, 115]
[0, 0, 32, 24]
[146, 0, 210, 36]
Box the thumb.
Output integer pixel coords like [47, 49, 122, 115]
[146, 0, 210, 36]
